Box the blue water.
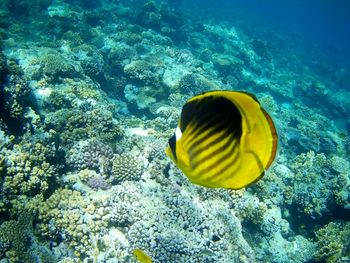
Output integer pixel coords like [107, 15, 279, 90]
[0, 0, 349, 262]
[184, 0, 350, 62]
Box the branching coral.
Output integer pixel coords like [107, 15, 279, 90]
[110, 153, 144, 184]
[1, 1, 349, 263]
[285, 151, 350, 218]
[73, 44, 104, 80]
[126, 184, 256, 262]
[39, 53, 76, 81]
[0, 213, 55, 262]
[106, 183, 145, 227]
[107, 44, 137, 75]
[44, 107, 124, 145]
[67, 139, 114, 176]
[1, 75, 30, 120]
[234, 194, 267, 225]
[31, 188, 110, 258]
[0, 153, 4, 174]
[2, 142, 56, 198]
[124, 60, 160, 86]
[315, 221, 350, 263]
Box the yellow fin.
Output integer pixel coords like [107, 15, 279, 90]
[133, 248, 153, 263]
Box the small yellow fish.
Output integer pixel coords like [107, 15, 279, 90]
[133, 248, 153, 263]
[166, 90, 278, 189]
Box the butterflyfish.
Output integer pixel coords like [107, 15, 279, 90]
[165, 90, 278, 189]
[133, 248, 153, 263]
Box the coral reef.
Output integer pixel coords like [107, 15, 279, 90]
[72, 45, 104, 80]
[235, 194, 267, 225]
[44, 106, 124, 145]
[86, 174, 110, 190]
[38, 53, 76, 81]
[126, 183, 257, 262]
[107, 43, 137, 75]
[0, 0, 348, 262]
[0, 72, 31, 124]
[124, 59, 161, 86]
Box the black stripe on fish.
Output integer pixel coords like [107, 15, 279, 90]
[194, 138, 240, 178]
[191, 132, 238, 170]
[168, 134, 177, 161]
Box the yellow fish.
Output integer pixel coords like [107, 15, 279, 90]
[166, 90, 278, 189]
[133, 248, 152, 263]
